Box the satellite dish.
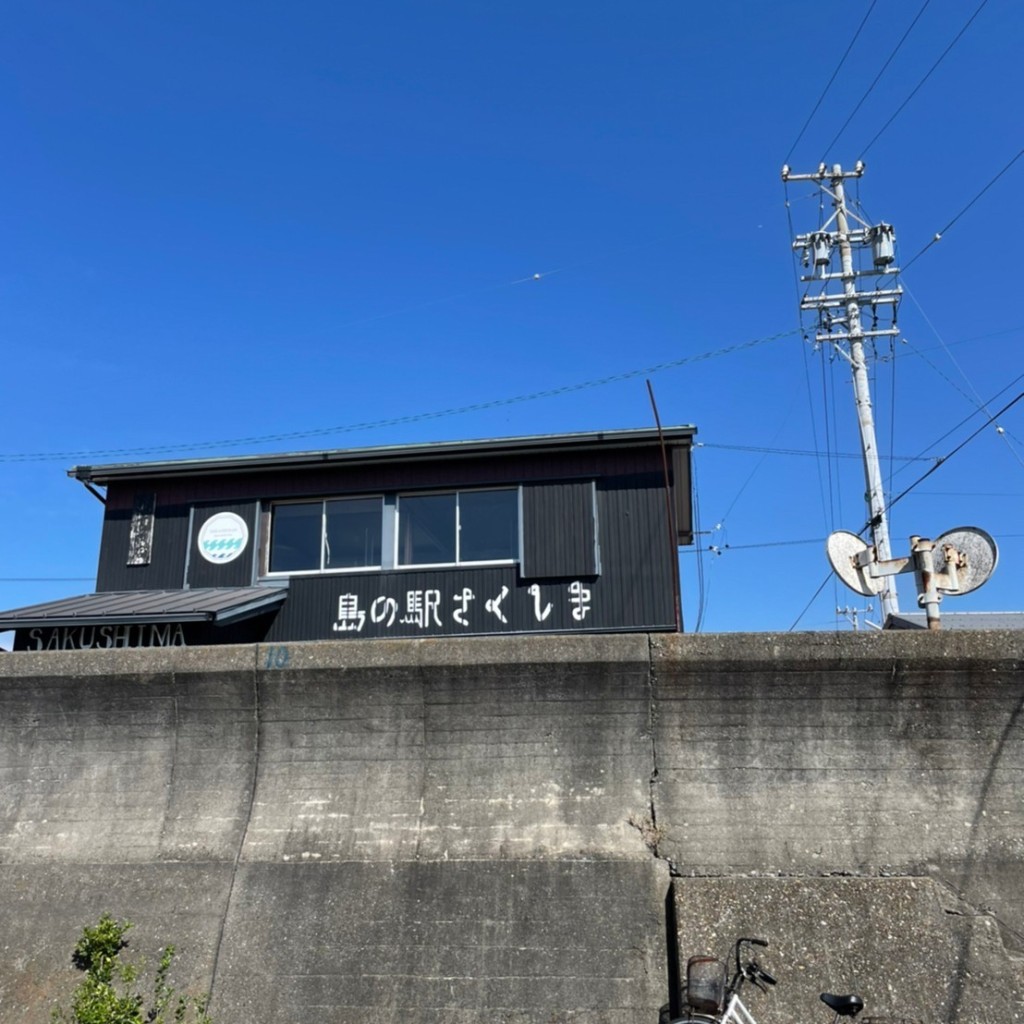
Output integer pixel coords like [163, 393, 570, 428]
[933, 526, 999, 595]
[826, 531, 883, 597]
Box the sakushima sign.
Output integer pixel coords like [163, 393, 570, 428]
[23, 622, 188, 651]
[332, 580, 593, 635]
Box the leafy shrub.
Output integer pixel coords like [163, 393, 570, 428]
[51, 914, 213, 1024]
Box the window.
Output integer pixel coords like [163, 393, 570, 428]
[267, 488, 518, 574]
[398, 493, 456, 565]
[269, 503, 322, 572]
[398, 489, 518, 566]
[459, 489, 519, 561]
[325, 498, 382, 568]
[269, 497, 382, 573]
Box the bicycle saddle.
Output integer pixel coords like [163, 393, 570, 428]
[820, 993, 865, 1017]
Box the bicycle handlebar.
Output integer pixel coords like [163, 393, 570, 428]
[734, 937, 768, 974]
[728, 938, 776, 996]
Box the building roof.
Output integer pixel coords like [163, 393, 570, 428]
[0, 587, 287, 629]
[68, 426, 697, 484]
[886, 611, 1024, 631]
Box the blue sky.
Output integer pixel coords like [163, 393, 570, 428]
[2, 0, 1022, 638]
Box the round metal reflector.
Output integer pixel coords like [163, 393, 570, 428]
[933, 526, 999, 595]
[826, 531, 883, 597]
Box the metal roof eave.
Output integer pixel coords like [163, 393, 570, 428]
[0, 587, 288, 631]
[68, 426, 697, 484]
[5, 611, 218, 628]
[213, 590, 290, 624]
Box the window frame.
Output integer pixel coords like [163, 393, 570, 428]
[395, 487, 521, 569]
[266, 495, 385, 576]
[263, 486, 522, 576]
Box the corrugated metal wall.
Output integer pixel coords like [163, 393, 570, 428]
[521, 480, 598, 578]
[97, 500, 192, 592]
[94, 444, 685, 636]
[598, 475, 676, 629]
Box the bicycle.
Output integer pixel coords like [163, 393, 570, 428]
[661, 937, 873, 1024]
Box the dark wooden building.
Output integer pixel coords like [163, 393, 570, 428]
[0, 427, 696, 650]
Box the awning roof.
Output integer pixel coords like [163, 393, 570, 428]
[0, 587, 287, 630]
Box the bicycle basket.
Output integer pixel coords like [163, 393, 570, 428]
[685, 956, 727, 1014]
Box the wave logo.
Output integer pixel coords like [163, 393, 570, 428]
[197, 512, 249, 565]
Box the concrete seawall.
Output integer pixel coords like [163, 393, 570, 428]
[0, 633, 1021, 1022]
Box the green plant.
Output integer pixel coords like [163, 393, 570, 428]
[51, 914, 213, 1024]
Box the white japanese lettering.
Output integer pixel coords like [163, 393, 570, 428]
[333, 593, 366, 632]
[527, 583, 553, 622]
[485, 585, 510, 624]
[453, 587, 475, 626]
[568, 580, 592, 621]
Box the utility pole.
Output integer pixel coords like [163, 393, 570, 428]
[836, 604, 879, 632]
[782, 161, 902, 620]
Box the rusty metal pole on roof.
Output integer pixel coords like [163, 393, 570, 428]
[647, 380, 683, 632]
[910, 536, 942, 630]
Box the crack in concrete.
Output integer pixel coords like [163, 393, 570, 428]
[643, 637, 680, 877]
[207, 651, 264, 1012]
[647, 637, 683, 1017]
[412, 659, 429, 863]
[156, 695, 179, 851]
[644, 637, 665, 859]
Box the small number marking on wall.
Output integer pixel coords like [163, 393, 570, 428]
[264, 645, 290, 669]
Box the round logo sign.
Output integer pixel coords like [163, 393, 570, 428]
[197, 512, 249, 564]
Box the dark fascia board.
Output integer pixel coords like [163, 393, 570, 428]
[68, 426, 697, 485]
[0, 587, 288, 630]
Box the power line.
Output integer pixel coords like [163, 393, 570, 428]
[784, 0, 879, 163]
[902, 287, 1024, 462]
[821, 334, 840, 533]
[697, 442, 932, 462]
[887, 371, 1024, 485]
[0, 327, 801, 464]
[861, 0, 990, 156]
[690, 449, 708, 633]
[681, 537, 824, 554]
[902, 147, 1024, 272]
[784, 180, 834, 539]
[887, 335, 897, 521]
[884, 391, 1024, 515]
[0, 578, 94, 583]
[789, 388, 1023, 634]
[682, 524, 1024, 558]
[706, 410, 799, 551]
[914, 491, 1024, 498]
[820, 0, 931, 160]
[789, 571, 834, 632]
